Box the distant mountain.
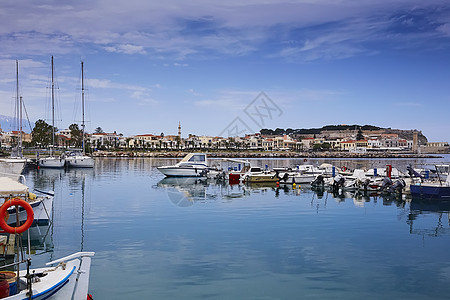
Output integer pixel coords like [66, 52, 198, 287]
[0, 115, 33, 133]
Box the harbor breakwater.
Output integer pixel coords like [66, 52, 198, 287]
[92, 150, 441, 159]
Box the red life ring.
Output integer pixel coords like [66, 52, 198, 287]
[0, 198, 34, 234]
[341, 166, 347, 172]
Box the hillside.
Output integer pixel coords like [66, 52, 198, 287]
[260, 124, 428, 143]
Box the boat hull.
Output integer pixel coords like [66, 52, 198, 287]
[410, 184, 450, 199]
[278, 174, 316, 184]
[157, 166, 207, 177]
[5, 252, 94, 300]
[38, 157, 65, 168]
[245, 174, 279, 183]
[7, 194, 53, 226]
[66, 156, 94, 168]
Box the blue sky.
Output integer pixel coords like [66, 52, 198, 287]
[0, 0, 449, 142]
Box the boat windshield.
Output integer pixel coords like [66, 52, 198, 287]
[188, 154, 206, 162]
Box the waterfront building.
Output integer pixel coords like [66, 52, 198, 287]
[90, 132, 120, 149]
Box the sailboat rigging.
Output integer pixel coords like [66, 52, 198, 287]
[0, 60, 27, 178]
[66, 60, 94, 168]
[38, 56, 66, 168]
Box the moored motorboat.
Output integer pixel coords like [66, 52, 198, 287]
[242, 167, 279, 184]
[157, 153, 210, 177]
[410, 175, 450, 199]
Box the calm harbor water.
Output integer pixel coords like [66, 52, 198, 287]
[22, 155, 450, 299]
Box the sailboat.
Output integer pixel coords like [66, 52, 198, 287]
[66, 61, 94, 168]
[0, 60, 27, 177]
[38, 56, 66, 168]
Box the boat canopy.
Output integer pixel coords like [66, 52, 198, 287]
[180, 153, 207, 163]
[0, 177, 29, 196]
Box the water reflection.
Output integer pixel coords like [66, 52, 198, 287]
[407, 199, 450, 237]
[18, 157, 450, 298]
[155, 178, 450, 238]
[157, 177, 254, 207]
[22, 223, 54, 256]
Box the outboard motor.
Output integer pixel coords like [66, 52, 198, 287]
[273, 170, 281, 180]
[360, 178, 370, 192]
[312, 175, 324, 186]
[215, 171, 226, 181]
[388, 179, 405, 194]
[332, 174, 345, 193]
[282, 172, 289, 182]
[380, 177, 393, 192]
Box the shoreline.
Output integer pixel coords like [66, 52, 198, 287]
[91, 150, 444, 159]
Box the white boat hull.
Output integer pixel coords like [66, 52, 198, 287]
[38, 157, 65, 168]
[278, 173, 316, 184]
[66, 155, 94, 168]
[157, 153, 210, 177]
[7, 194, 53, 226]
[157, 166, 207, 177]
[5, 252, 94, 300]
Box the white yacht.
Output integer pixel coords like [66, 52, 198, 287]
[38, 155, 66, 168]
[65, 150, 94, 168]
[157, 153, 209, 177]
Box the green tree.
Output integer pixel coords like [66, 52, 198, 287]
[312, 142, 331, 152]
[69, 123, 83, 147]
[31, 119, 55, 147]
[356, 128, 364, 140]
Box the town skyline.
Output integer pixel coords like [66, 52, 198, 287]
[1, 1, 450, 142]
[1, 116, 445, 143]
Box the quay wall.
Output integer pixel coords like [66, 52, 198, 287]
[92, 150, 441, 159]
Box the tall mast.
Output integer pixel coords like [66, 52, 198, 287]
[51, 56, 55, 156]
[19, 96, 23, 157]
[16, 60, 23, 157]
[81, 61, 85, 155]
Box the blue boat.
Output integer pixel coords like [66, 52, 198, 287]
[410, 176, 450, 199]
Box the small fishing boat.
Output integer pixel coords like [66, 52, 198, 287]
[0, 192, 94, 299]
[0, 250, 94, 299]
[274, 167, 316, 184]
[157, 153, 210, 177]
[242, 167, 279, 184]
[0, 176, 53, 226]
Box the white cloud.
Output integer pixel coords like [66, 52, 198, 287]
[436, 23, 450, 36]
[1, 0, 449, 60]
[104, 44, 146, 55]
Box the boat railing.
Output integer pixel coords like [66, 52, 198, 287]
[46, 251, 95, 266]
